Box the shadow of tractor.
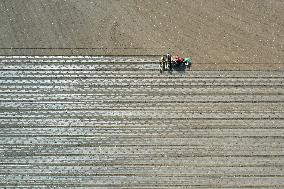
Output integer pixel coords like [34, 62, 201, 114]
[171, 62, 192, 73]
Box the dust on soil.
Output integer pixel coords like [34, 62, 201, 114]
[0, 0, 283, 63]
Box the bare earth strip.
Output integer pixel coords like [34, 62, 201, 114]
[0, 0, 283, 63]
[0, 56, 283, 188]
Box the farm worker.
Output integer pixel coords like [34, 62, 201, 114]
[184, 57, 192, 65]
[160, 56, 167, 69]
[166, 53, 171, 62]
[174, 55, 184, 65]
[166, 53, 172, 71]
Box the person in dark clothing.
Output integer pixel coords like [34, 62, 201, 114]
[166, 53, 172, 71]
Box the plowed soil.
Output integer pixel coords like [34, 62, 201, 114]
[0, 0, 283, 63]
[0, 1, 283, 188]
[0, 56, 284, 188]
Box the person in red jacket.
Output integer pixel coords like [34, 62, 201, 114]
[173, 55, 184, 66]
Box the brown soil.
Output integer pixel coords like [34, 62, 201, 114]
[0, 0, 283, 63]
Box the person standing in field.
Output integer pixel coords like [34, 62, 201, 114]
[166, 53, 172, 71]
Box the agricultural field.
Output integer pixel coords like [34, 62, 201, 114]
[0, 0, 283, 62]
[0, 0, 283, 188]
[0, 56, 283, 188]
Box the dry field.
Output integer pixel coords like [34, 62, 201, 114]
[0, 0, 283, 62]
[0, 56, 283, 188]
[0, 0, 283, 188]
